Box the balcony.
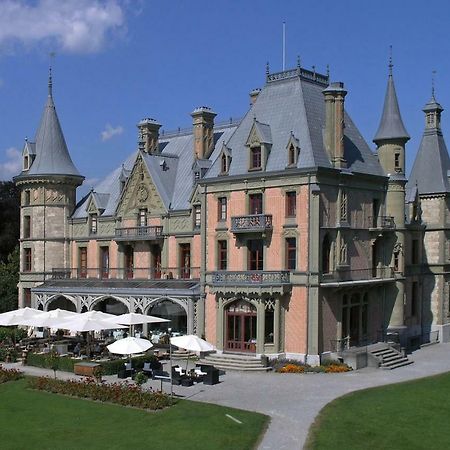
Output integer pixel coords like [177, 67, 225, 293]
[320, 267, 395, 287]
[52, 267, 200, 281]
[230, 214, 273, 234]
[369, 216, 395, 231]
[208, 270, 291, 295]
[114, 226, 163, 241]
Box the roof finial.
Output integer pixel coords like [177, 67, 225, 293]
[388, 45, 393, 76]
[266, 61, 270, 75]
[431, 69, 437, 99]
[326, 64, 330, 79]
[297, 55, 301, 69]
[48, 51, 56, 97]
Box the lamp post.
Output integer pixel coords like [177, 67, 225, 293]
[168, 327, 173, 402]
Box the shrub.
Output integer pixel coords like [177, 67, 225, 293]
[28, 376, 171, 410]
[325, 363, 352, 373]
[26, 352, 75, 372]
[0, 366, 23, 383]
[133, 371, 148, 386]
[0, 346, 18, 362]
[0, 327, 27, 344]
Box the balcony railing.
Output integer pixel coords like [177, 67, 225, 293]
[230, 214, 273, 233]
[51, 267, 200, 281]
[211, 270, 290, 285]
[368, 216, 395, 230]
[114, 226, 163, 241]
[320, 267, 395, 284]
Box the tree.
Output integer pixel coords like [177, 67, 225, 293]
[0, 246, 19, 313]
[0, 181, 20, 263]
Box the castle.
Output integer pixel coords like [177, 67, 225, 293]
[14, 61, 450, 363]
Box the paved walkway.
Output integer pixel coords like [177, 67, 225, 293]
[4, 343, 450, 449]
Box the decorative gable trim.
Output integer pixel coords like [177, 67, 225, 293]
[286, 133, 300, 167]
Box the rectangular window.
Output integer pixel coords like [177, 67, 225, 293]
[248, 239, 263, 270]
[218, 240, 227, 270]
[79, 247, 87, 278]
[90, 214, 98, 235]
[265, 307, 275, 344]
[250, 146, 262, 170]
[394, 153, 400, 169]
[100, 246, 109, 278]
[24, 190, 31, 206]
[151, 245, 162, 279]
[218, 197, 227, 221]
[411, 281, 418, 317]
[285, 192, 296, 217]
[23, 288, 31, 308]
[412, 239, 419, 264]
[179, 243, 191, 278]
[23, 248, 32, 272]
[194, 205, 201, 229]
[138, 209, 147, 227]
[249, 193, 263, 215]
[286, 238, 297, 270]
[125, 245, 133, 279]
[23, 216, 31, 239]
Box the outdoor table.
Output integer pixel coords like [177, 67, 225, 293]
[74, 362, 101, 377]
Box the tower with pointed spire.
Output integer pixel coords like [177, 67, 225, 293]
[14, 68, 84, 308]
[407, 79, 450, 342]
[373, 54, 409, 342]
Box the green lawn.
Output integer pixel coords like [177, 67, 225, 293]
[0, 379, 268, 450]
[305, 372, 450, 450]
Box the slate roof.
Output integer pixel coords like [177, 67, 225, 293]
[16, 93, 83, 180]
[373, 71, 410, 143]
[206, 70, 383, 178]
[407, 96, 450, 195]
[72, 124, 237, 218]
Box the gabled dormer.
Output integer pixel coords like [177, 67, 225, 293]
[22, 140, 36, 172]
[218, 143, 232, 175]
[192, 159, 212, 183]
[245, 119, 272, 171]
[286, 133, 300, 167]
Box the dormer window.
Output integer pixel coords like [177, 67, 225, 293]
[250, 146, 262, 170]
[221, 154, 228, 173]
[218, 144, 232, 176]
[23, 155, 29, 171]
[89, 213, 98, 235]
[286, 133, 299, 167]
[194, 171, 201, 181]
[194, 205, 201, 229]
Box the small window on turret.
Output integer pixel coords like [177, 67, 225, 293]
[23, 155, 29, 171]
[24, 190, 31, 206]
[394, 153, 400, 172]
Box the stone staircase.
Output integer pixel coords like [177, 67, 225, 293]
[368, 343, 414, 370]
[199, 352, 272, 372]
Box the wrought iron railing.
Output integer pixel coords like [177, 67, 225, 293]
[115, 226, 163, 240]
[211, 271, 290, 285]
[230, 214, 273, 233]
[51, 267, 200, 280]
[321, 267, 395, 283]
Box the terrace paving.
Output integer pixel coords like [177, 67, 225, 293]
[4, 342, 450, 449]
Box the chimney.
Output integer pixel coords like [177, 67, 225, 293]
[249, 88, 261, 106]
[323, 82, 347, 169]
[191, 107, 217, 159]
[137, 118, 161, 154]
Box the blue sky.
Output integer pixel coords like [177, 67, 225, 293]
[1, 0, 449, 195]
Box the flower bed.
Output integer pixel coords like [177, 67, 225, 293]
[274, 358, 351, 374]
[0, 366, 23, 383]
[28, 376, 171, 410]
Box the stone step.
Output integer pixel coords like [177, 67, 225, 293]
[381, 358, 414, 370]
[371, 348, 395, 357]
[204, 356, 264, 365]
[199, 353, 270, 371]
[200, 361, 272, 372]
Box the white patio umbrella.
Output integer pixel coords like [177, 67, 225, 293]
[0, 307, 45, 326]
[170, 335, 215, 371]
[56, 316, 126, 332]
[107, 336, 153, 355]
[80, 310, 119, 321]
[170, 335, 215, 352]
[105, 312, 170, 326]
[21, 308, 78, 328]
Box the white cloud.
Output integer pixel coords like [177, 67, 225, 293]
[101, 123, 124, 141]
[0, 147, 22, 180]
[0, 0, 125, 54]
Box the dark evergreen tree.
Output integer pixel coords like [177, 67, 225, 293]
[0, 181, 20, 263]
[0, 246, 19, 312]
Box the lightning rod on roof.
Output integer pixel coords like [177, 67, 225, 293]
[282, 21, 286, 71]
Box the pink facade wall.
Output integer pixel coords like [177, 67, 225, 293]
[205, 290, 217, 344]
[284, 286, 307, 354]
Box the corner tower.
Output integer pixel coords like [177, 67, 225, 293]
[373, 58, 409, 342]
[14, 69, 84, 309]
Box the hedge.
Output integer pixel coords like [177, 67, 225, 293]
[26, 352, 159, 375]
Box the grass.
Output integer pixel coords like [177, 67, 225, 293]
[305, 372, 450, 450]
[0, 379, 268, 450]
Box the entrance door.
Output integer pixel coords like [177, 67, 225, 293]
[226, 300, 257, 353]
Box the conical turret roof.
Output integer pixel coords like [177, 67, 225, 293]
[373, 69, 410, 143]
[408, 94, 450, 195]
[26, 91, 82, 178]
